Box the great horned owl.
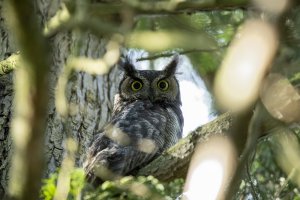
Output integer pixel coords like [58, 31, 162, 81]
[84, 55, 183, 185]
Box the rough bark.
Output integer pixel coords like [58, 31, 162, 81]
[0, 72, 13, 199]
[0, 1, 119, 198]
[0, 0, 17, 197]
[7, 0, 53, 198]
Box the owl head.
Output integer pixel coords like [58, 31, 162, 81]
[118, 55, 181, 105]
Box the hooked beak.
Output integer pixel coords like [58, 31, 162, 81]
[148, 95, 155, 102]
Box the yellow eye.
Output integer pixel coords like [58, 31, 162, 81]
[157, 80, 169, 91]
[131, 80, 143, 91]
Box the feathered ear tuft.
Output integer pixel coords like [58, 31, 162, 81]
[164, 54, 179, 77]
[119, 56, 136, 75]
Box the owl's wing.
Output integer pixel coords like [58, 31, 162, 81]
[84, 101, 182, 185]
[84, 132, 159, 185]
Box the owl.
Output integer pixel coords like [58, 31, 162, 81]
[84, 54, 184, 185]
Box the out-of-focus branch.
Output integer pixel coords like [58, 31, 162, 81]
[138, 0, 297, 188]
[46, 0, 250, 37]
[126, 31, 217, 52]
[6, 0, 51, 200]
[136, 47, 225, 62]
[75, 0, 250, 16]
[133, 89, 297, 184]
[0, 54, 19, 75]
[44, 12, 126, 38]
[270, 125, 300, 190]
[53, 138, 77, 200]
[225, 102, 282, 199]
[136, 101, 292, 197]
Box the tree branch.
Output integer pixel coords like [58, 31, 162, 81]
[137, 112, 232, 181]
[137, 100, 292, 185]
[45, 0, 251, 38]
[136, 47, 225, 62]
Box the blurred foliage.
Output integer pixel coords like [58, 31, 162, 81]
[132, 8, 300, 200]
[40, 168, 85, 200]
[272, 7, 300, 82]
[236, 139, 300, 199]
[40, 168, 184, 200]
[236, 126, 300, 200]
[134, 10, 246, 77]
[282, 7, 300, 49]
[84, 176, 184, 200]
[40, 172, 58, 200]
[290, 72, 300, 86]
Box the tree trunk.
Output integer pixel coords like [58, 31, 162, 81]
[0, 1, 120, 198]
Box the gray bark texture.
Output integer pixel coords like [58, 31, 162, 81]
[0, 1, 120, 198]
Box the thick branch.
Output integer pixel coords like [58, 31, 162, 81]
[137, 100, 294, 183]
[137, 113, 232, 181]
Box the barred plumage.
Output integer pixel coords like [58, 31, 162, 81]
[84, 55, 183, 185]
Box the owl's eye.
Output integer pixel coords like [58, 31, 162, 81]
[157, 80, 169, 91]
[131, 80, 143, 91]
